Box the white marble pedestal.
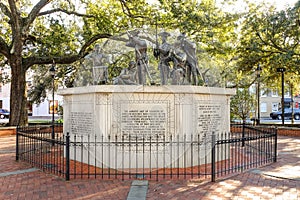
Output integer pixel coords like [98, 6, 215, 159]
[58, 85, 235, 170]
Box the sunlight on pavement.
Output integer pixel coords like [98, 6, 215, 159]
[187, 183, 202, 187]
[221, 179, 242, 186]
[241, 186, 274, 199]
[0, 136, 16, 151]
[207, 195, 224, 200]
[1, 134, 299, 200]
[73, 185, 129, 200]
[279, 138, 300, 152]
[219, 181, 240, 190]
[248, 186, 263, 193]
[176, 187, 189, 192]
[264, 165, 300, 179]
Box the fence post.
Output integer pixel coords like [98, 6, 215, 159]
[66, 132, 70, 181]
[211, 132, 216, 182]
[51, 124, 55, 146]
[242, 122, 245, 147]
[16, 126, 19, 161]
[274, 127, 277, 162]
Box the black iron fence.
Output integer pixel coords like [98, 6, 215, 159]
[212, 124, 277, 181]
[16, 124, 65, 178]
[16, 124, 277, 181]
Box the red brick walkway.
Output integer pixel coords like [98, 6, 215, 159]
[1, 135, 299, 199]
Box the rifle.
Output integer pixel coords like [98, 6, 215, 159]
[153, 15, 160, 59]
[127, 29, 154, 84]
[135, 46, 153, 84]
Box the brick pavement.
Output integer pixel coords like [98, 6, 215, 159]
[0, 135, 299, 200]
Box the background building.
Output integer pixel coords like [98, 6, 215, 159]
[251, 85, 300, 119]
[0, 67, 62, 117]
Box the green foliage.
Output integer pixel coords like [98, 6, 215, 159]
[56, 118, 63, 124]
[6, 0, 300, 123]
[1, 0, 240, 92]
[237, 2, 300, 92]
[230, 88, 255, 121]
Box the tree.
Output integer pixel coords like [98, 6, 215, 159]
[236, 2, 300, 90]
[157, 0, 240, 86]
[0, 0, 113, 125]
[230, 88, 255, 122]
[0, 0, 240, 126]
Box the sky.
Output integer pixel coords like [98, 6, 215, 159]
[251, 0, 298, 9]
[216, 0, 299, 13]
[146, 0, 298, 11]
[270, 0, 299, 9]
[30, 0, 299, 12]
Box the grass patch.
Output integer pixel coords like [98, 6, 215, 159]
[28, 120, 52, 125]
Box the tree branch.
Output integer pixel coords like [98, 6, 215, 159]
[256, 32, 270, 47]
[78, 33, 112, 55]
[256, 31, 287, 53]
[24, 1, 95, 36]
[270, 38, 287, 53]
[8, 0, 23, 52]
[23, 33, 112, 69]
[0, 36, 10, 57]
[119, 0, 150, 19]
[0, 2, 12, 19]
[38, 8, 95, 18]
[23, 0, 51, 33]
[8, 0, 20, 26]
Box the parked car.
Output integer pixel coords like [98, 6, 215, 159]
[270, 108, 300, 120]
[0, 109, 10, 119]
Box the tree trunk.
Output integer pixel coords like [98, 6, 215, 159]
[9, 57, 28, 126]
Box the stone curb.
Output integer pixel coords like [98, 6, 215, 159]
[127, 180, 148, 200]
[0, 168, 38, 177]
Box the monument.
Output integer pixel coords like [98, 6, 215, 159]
[59, 30, 235, 171]
[84, 44, 109, 85]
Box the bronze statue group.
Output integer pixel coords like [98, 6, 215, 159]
[86, 30, 203, 86]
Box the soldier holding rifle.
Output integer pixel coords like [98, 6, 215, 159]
[126, 30, 152, 85]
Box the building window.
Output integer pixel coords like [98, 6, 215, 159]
[261, 102, 267, 112]
[272, 90, 278, 97]
[260, 89, 267, 97]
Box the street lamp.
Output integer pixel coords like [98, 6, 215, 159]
[256, 65, 262, 125]
[277, 67, 286, 125]
[49, 62, 56, 144]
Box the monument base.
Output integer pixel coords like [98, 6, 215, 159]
[58, 85, 235, 169]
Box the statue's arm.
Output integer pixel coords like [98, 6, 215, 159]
[131, 37, 147, 48]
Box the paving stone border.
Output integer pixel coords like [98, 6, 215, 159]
[0, 168, 38, 177]
[127, 180, 148, 200]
